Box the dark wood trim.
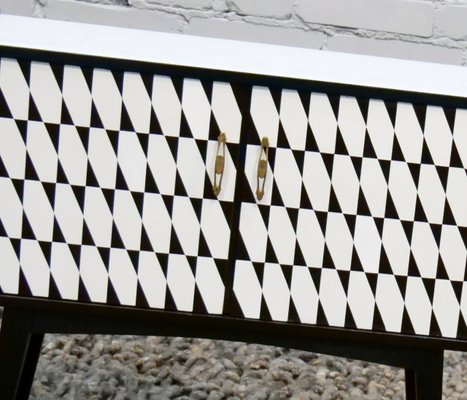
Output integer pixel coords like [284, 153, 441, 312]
[1, 296, 466, 353]
[0, 298, 451, 399]
[0, 306, 44, 400]
[405, 350, 444, 400]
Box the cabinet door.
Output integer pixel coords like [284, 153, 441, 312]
[0, 58, 243, 315]
[232, 84, 467, 339]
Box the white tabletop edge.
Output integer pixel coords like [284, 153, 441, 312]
[1, 14, 467, 99]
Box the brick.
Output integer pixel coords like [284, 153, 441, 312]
[297, 0, 435, 37]
[44, 0, 184, 31]
[0, 0, 35, 16]
[327, 34, 464, 65]
[62, 0, 128, 4]
[186, 18, 326, 49]
[132, 0, 212, 10]
[436, 4, 467, 40]
[228, 0, 294, 19]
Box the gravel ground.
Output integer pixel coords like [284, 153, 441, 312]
[1, 307, 467, 399]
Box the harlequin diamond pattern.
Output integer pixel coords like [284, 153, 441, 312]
[1, 56, 467, 340]
[233, 86, 467, 339]
[0, 58, 243, 315]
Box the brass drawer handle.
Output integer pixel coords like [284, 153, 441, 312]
[213, 132, 227, 196]
[256, 136, 269, 201]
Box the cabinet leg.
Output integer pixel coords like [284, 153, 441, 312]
[0, 307, 44, 400]
[405, 350, 444, 400]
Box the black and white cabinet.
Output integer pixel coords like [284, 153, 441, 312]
[0, 14, 466, 400]
[233, 86, 467, 340]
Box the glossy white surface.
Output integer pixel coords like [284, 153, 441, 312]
[1, 15, 467, 97]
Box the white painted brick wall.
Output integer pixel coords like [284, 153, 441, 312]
[186, 18, 326, 48]
[297, 0, 435, 37]
[44, 0, 184, 31]
[1, 0, 467, 66]
[228, 0, 294, 19]
[436, 3, 467, 40]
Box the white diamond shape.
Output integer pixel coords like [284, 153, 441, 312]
[354, 216, 381, 274]
[80, 245, 108, 303]
[109, 248, 138, 306]
[347, 272, 375, 330]
[461, 283, 467, 327]
[88, 128, 118, 189]
[412, 222, 439, 279]
[147, 134, 176, 196]
[296, 209, 325, 268]
[83, 187, 113, 248]
[360, 158, 387, 218]
[262, 263, 290, 322]
[0, 58, 30, 120]
[302, 152, 331, 212]
[290, 266, 319, 324]
[418, 164, 446, 224]
[233, 260, 262, 319]
[453, 108, 467, 168]
[152, 75, 181, 137]
[54, 183, 84, 245]
[0, 118, 26, 180]
[117, 129, 147, 192]
[182, 78, 211, 141]
[440, 225, 466, 282]
[332, 154, 359, 214]
[63, 65, 92, 127]
[308, 93, 337, 154]
[20, 239, 50, 297]
[0, 177, 23, 238]
[338, 96, 366, 157]
[26, 121, 58, 183]
[239, 203, 268, 263]
[138, 251, 167, 309]
[30, 61, 62, 124]
[0, 237, 20, 294]
[395, 102, 424, 163]
[382, 219, 410, 276]
[424, 105, 453, 167]
[447, 168, 467, 227]
[92, 68, 122, 130]
[113, 190, 142, 251]
[58, 125, 88, 186]
[200, 199, 230, 260]
[375, 274, 404, 333]
[273, 148, 302, 209]
[251, 86, 279, 147]
[405, 277, 432, 335]
[366, 99, 394, 160]
[433, 280, 459, 338]
[177, 137, 206, 199]
[195, 257, 225, 315]
[280, 89, 307, 151]
[326, 212, 353, 271]
[212, 82, 242, 144]
[50, 243, 79, 300]
[167, 254, 195, 312]
[268, 206, 296, 265]
[319, 269, 347, 327]
[388, 161, 417, 221]
[172, 196, 200, 257]
[123, 71, 151, 133]
[23, 181, 54, 242]
[142, 193, 171, 254]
